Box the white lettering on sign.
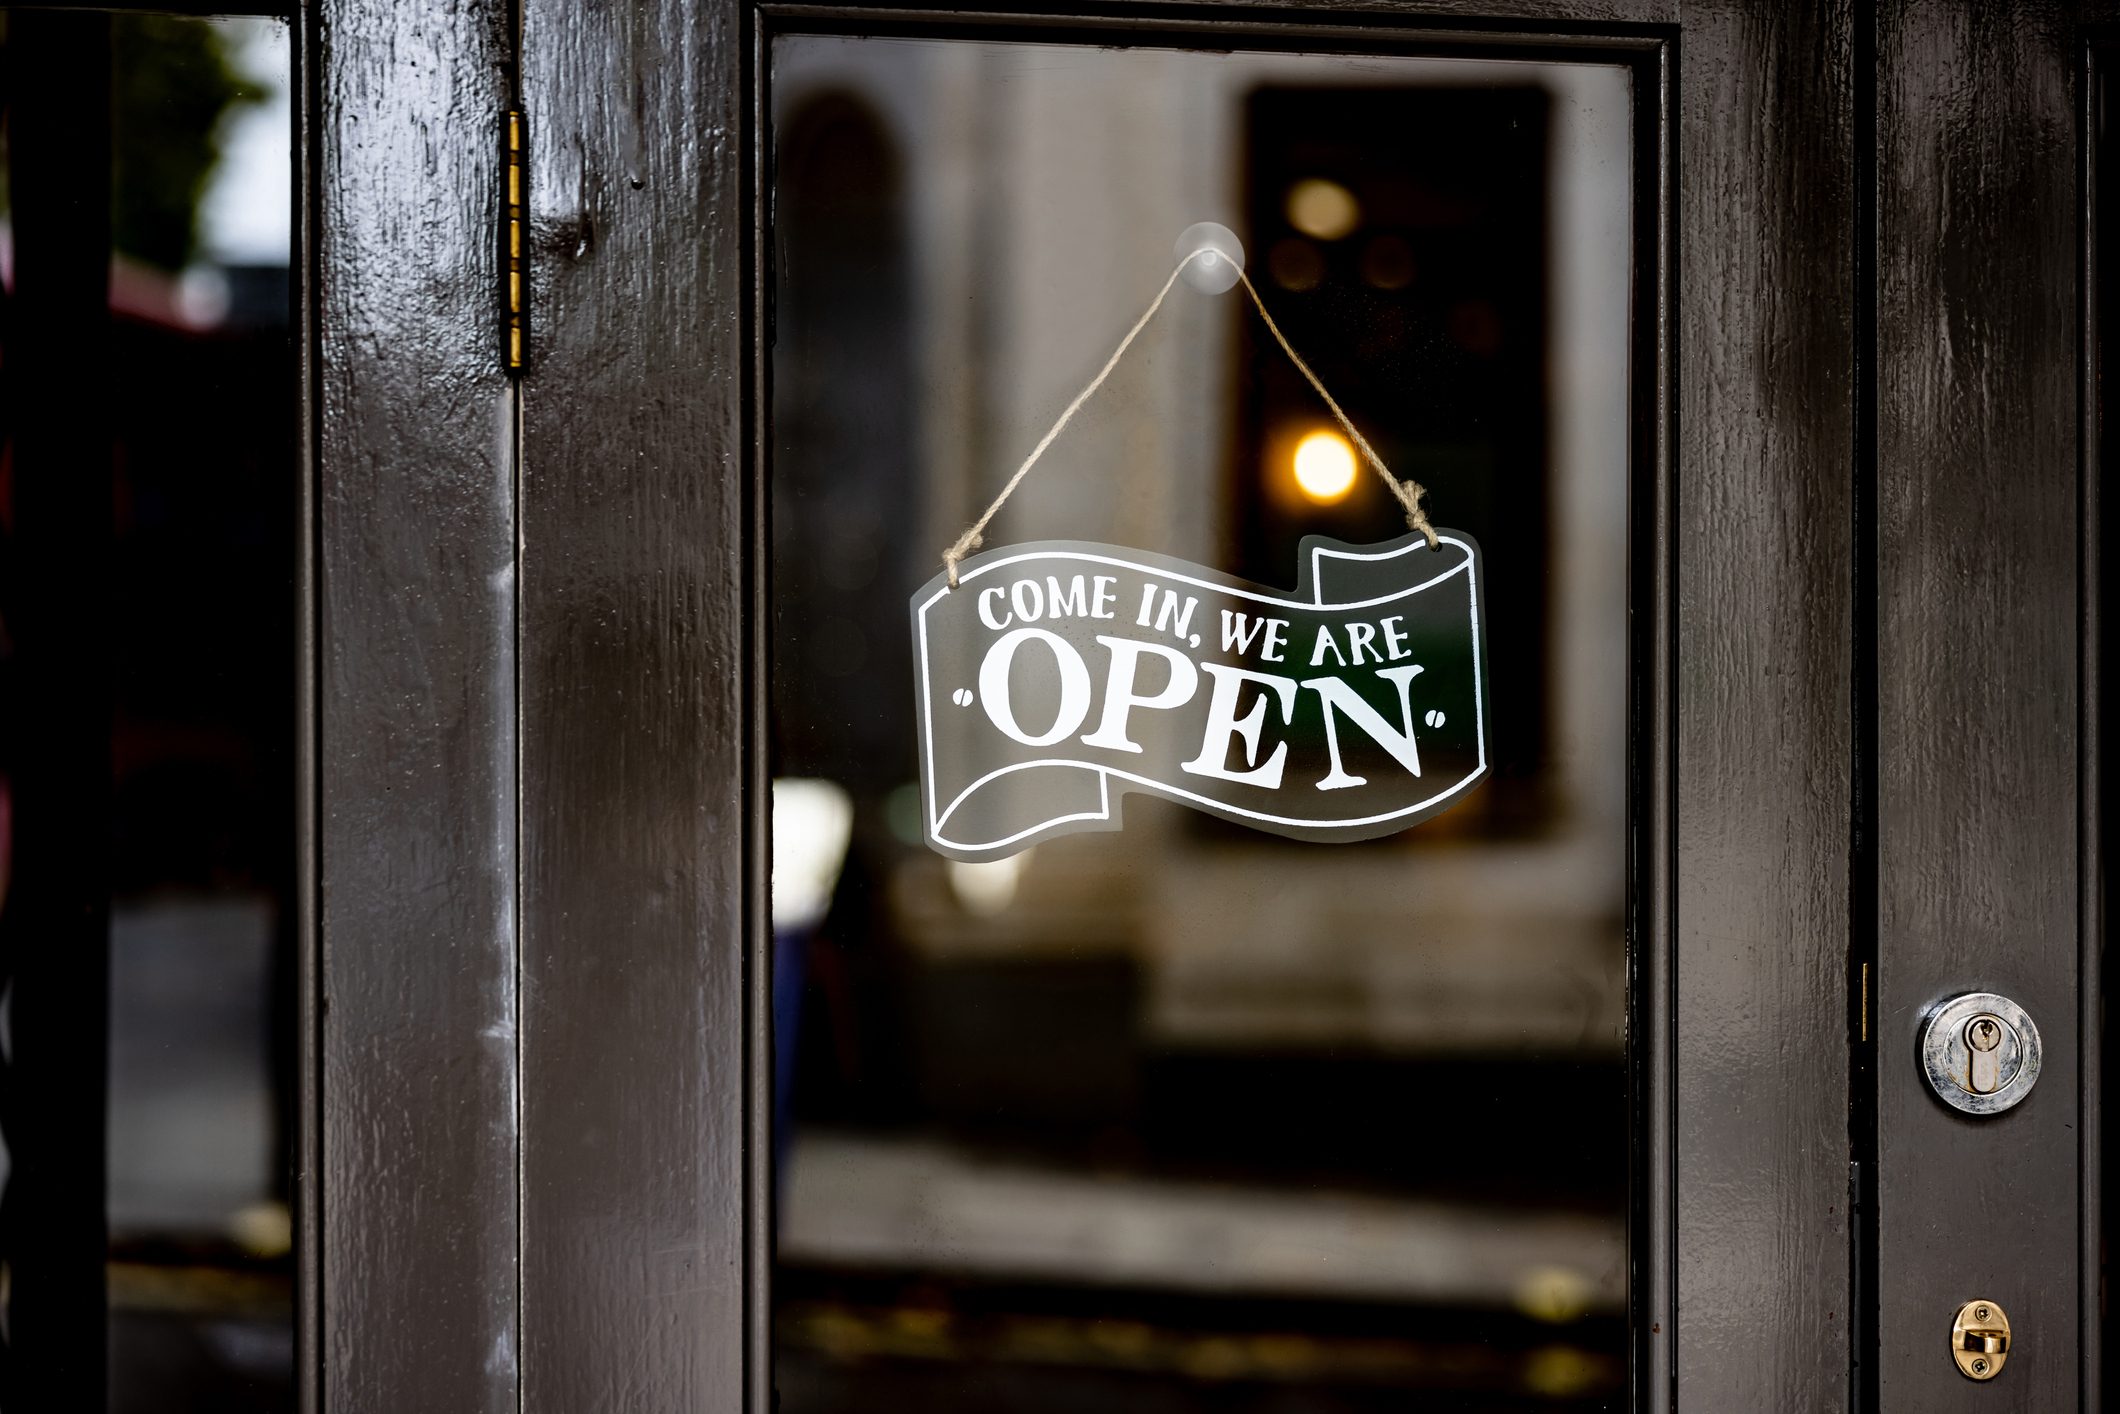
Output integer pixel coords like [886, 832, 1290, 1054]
[1180, 663, 1298, 789]
[911, 531, 1490, 861]
[1304, 664, 1426, 790]
[1079, 637, 1199, 754]
[977, 627, 1091, 747]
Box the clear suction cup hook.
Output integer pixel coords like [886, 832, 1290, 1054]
[1175, 222, 1244, 294]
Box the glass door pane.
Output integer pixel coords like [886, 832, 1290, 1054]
[769, 37, 1633, 1412]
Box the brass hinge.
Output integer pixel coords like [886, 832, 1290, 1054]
[505, 109, 525, 371]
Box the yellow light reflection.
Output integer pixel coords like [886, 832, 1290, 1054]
[1513, 1264, 1594, 1324]
[1291, 429, 1358, 503]
[1285, 178, 1360, 240]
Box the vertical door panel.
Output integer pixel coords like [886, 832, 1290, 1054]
[1876, 1, 2086, 1408]
[1673, 3, 1857, 1407]
[515, 0, 751, 1409]
[316, 1, 522, 1407]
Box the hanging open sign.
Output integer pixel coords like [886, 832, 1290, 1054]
[911, 530, 1489, 861]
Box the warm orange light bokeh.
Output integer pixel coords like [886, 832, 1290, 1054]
[1291, 428, 1358, 503]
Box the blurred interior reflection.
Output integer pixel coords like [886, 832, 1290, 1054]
[1, 13, 294, 1409]
[771, 38, 1632, 1413]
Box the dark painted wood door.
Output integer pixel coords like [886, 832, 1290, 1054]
[499, 3, 1855, 1411]
[306, 0, 2103, 1410]
[1871, 3, 2104, 1410]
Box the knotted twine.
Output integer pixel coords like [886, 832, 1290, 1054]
[941, 246, 1439, 590]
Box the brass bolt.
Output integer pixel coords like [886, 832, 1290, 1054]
[1972, 1359, 1989, 1376]
[1975, 1306, 1991, 1321]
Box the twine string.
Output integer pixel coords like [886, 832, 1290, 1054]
[941, 247, 1439, 589]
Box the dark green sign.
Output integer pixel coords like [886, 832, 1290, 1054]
[911, 531, 1490, 861]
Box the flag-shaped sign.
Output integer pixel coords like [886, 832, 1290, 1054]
[911, 531, 1489, 861]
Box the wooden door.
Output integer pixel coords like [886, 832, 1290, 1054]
[306, 0, 2104, 1409]
[488, 2, 1851, 1410]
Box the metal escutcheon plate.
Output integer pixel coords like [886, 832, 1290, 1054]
[1921, 992, 2041, 1116]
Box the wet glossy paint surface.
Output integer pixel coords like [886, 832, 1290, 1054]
[516, 0, 752, 1408]
[318, 0, 519, 1408]
[1671, 4, 1856, 1409]
[1877, 3, 2088, 1408]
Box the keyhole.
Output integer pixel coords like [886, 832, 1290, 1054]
[1965, 1015, 2005, 1094]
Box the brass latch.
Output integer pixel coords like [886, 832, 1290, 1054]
[1951, 1299, 2011, 1381]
